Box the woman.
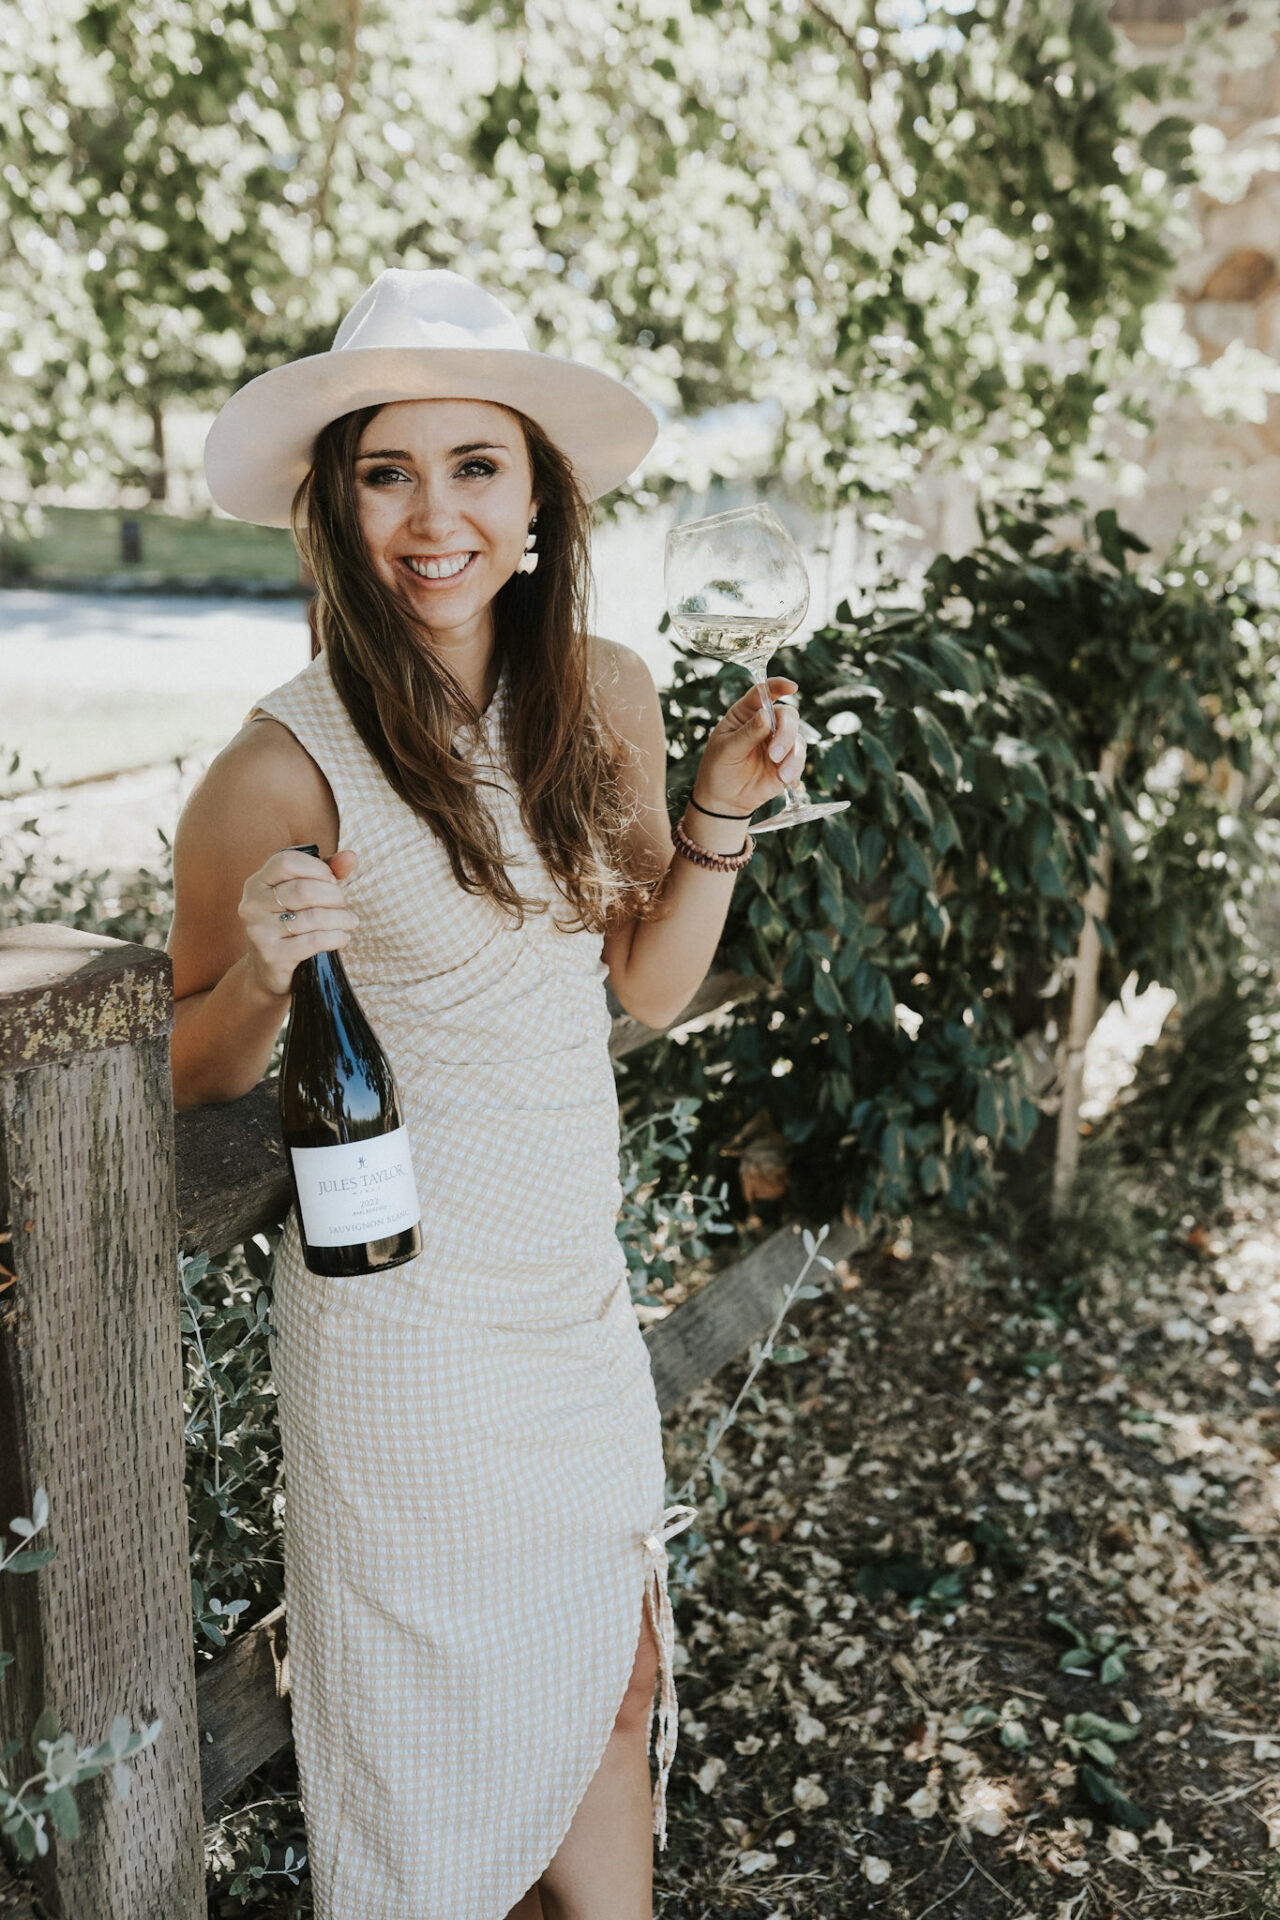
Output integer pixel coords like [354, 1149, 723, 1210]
[170, 268, 804, 1920]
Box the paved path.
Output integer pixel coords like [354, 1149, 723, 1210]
[0, 523, 677, 862]
[1, 502, 861, 858]
[0, 589, 314, 794]
[0, 512, 678, 794]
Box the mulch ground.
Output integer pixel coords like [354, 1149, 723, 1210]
[653, 1144, 1280, 1919]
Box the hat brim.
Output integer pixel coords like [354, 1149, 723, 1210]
[203, 346, 659, 526]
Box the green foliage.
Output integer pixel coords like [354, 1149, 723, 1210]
[631, 502, 1280, 1227]
[962, 1699, 1032, 1750]
[1245, 1857, 1280, 1920]
[0, 761, 173, 942]
[1062, 1709, 1140, 1768]
[182, 1246, 288, 1641]
[855, 1556, 965, 1615]
[0, 0, 1242, 508]
[1, 1493, 159, 1862]
[964, 1695, 1150, 1829]
[205, 1812, 309, 1907]
[617, 1096, 732, 1305]
[1115, 960, 1280, 1160]
[1047, 1612, 1134, 1686]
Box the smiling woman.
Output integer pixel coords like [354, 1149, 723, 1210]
[355, 421, 523, 593]
[168, 268, 806, 1920]
[292, 392, 656, 930]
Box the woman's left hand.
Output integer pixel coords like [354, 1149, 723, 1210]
[691, 677, 805, 817]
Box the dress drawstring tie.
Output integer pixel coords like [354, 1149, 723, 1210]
[641, 1502, 698, 1850]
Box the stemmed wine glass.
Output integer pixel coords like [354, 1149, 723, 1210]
[664, 504, 849, 833]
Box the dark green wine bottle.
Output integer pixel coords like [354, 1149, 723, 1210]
[278, 845, 422, 1277]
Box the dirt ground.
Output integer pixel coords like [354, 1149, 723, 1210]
[7, 1046, 1278, 1918]
[653, 1141, 1280, 1919]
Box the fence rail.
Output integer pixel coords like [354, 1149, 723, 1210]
[173, 964, 760, 1258]
[0, 927, 855, 1916]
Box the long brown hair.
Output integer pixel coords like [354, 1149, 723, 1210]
[292, 402, 653, 930]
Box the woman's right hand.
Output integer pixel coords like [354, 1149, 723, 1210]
[238, 846, 361, 999]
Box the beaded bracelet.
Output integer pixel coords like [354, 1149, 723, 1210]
[671, 814, 755, 873]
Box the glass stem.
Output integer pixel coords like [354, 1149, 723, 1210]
[750, 660, 805, 814]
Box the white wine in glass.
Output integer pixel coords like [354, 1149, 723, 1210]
[664, 503, 850, 833]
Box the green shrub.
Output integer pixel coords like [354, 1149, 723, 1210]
[633, 501, 1280, 1225]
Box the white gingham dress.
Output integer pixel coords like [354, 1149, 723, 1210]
[254, 653, 694, 1920]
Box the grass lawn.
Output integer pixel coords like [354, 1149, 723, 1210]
[1, 506, 300, 588]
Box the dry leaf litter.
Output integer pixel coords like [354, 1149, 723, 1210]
[652, 1130, 1280, 1919]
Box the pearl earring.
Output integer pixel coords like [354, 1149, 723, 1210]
[516, 517, 539, 576]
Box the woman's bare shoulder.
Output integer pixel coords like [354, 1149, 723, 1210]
[588, 636, 668, 826]
[589, 636, 662, 744]
[177, 713, 338, 859]
[168, 716, 341, 1000]
[590, 634, 658, 701]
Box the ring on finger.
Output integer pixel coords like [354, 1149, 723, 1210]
[279, 910, 297, 924]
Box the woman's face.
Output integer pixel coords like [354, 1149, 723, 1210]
[353, 398, 537, 656]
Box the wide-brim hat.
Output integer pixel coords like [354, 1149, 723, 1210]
[204, 268, 659, 527]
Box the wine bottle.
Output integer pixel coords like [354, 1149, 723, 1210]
[278, 845, 422, 1277]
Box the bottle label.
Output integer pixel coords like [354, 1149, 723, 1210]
[290, 1127, 421, 1248]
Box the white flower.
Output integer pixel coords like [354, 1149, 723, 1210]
[793, 1710, 827, 1746]
[1106, 1828, 1140, 1859]
[738, 1849, 777, 1875]
[869, 1780, 893, 1816]
[862, 1855, 892, 1885]
[734, 1734, 764, 1756]
[694, 1756, 726, 1795]
[793, 1775, 829, 1811]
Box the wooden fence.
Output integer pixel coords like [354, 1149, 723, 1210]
[0, 925, 857, 1919]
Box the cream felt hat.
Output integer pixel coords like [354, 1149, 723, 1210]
[204, 268, 659, 527]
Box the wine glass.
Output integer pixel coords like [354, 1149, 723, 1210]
[664, 504, 849, 833]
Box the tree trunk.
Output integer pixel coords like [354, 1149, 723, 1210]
[148, 401, 166, 504]
[1052, 744, 1119, 1213]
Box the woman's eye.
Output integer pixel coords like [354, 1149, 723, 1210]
[362, 465, 409, 487]
[457, 458, 497, 478]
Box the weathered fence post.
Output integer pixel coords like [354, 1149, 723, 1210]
[0, 926, 204, 1917]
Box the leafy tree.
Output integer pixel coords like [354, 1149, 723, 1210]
[0, 0, 406, 503]
[1, 0, 1217, 510]
[456, 0, 1201, 503]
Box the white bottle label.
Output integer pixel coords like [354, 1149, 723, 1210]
[290, 1126, 421, 1248]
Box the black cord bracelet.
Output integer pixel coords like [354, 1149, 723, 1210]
[687, 793, 754, 822]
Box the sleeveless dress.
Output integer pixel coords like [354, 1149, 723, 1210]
[252, 652, 695, 1920]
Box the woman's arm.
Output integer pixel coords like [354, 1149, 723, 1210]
[166, 720, 359, 1110]
[597, 641, 802, 1028]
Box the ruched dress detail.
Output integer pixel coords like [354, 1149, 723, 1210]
[253, 653, 693, 1919]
